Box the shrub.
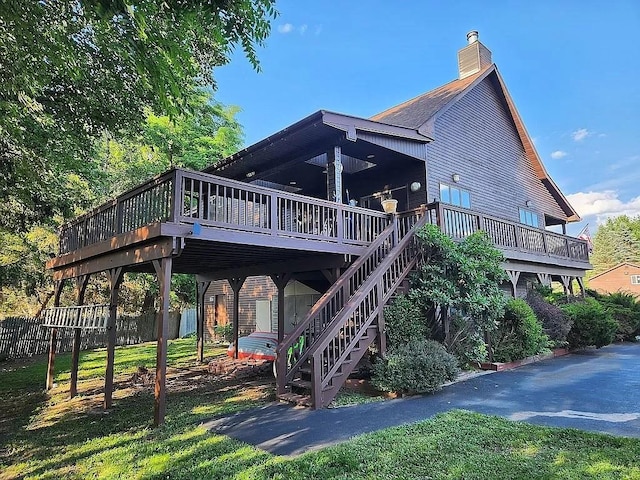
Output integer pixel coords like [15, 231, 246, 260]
[492, 298, 549, 363]
[213, 324, 233, 342]
[562, 298, 618, 349]
[372, 339, 460, 395]
[595, 292, 640, 342]
[446, 312, 488, 366]
[526, 290, 572, 346]
[383, 296, 428, 348]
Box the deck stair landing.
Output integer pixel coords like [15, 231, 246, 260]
[276, 211, 428, 408]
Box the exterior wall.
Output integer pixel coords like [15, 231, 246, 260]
[426, 77, 568, 224]
[204, 277, 277, 342]
[589, 264, 640, 296]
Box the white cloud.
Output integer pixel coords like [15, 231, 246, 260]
[566, 190, 640, 223]
[277, 23, 294, 34]
[572, 128, 590, 141]
[551, 150, 567, 159]
[299, 24, 308, 34]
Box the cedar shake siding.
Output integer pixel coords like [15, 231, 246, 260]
[589, 263, 640, 296]
[426, 77, 568, 224]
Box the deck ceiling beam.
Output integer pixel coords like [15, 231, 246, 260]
[195, 254, 348, 282]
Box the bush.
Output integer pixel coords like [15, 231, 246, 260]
[372, 339, 460, 395]
[383, 296, 428, 348]
[595, 292, 640, 342]
[562, 298, 618, 349]
[526, 290, 572, 346]
[213, 324, 233, 342]
[492, 298, 549, 363]
[446, 312, 488, 366]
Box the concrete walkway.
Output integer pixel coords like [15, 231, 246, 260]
[205, 343, 640, 456]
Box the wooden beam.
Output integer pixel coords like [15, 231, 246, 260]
[270, 273, 292, 343]
[197, 254, 348, 282]
[104, 268, 123, 410]
[70, 275, 90, 398]
[326, 146, 343, 203]
[46, 281, 65, 390]
[152, 257, 173, 426]
[505, 270, 521, 297]
[52, 237, 182, 281]
[196, 280, 211, 363]
[228, 277, 246, 360]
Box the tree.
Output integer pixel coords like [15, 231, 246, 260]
[590, 216, 640, 275]
[0, 0, 276, 232]
[408, 225, 508, 363]
[0, 89, 244, 316]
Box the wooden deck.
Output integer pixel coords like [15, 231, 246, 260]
[48, 167, 589, 280]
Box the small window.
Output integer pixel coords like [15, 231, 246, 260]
[631, 275, 640, 285]
[519, 208, 539, 227]
[440, 183, 471, 208]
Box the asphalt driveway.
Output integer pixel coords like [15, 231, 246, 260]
[205, 343, 640, 456]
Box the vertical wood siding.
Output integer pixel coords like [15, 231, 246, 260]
[426, 78, 568, 224]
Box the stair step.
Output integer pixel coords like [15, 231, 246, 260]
[289, 378, 312, 390]
[278, 392, 313, 407]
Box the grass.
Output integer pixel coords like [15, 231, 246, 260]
[1, 338, 639, 479]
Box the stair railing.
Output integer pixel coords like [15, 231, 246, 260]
[309, 214, 428, 406]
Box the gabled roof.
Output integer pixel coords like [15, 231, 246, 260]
[372, 65, 581, 222]
[589, 262, 640, 281]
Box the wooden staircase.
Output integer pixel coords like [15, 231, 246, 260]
[275, 209, 428, 408]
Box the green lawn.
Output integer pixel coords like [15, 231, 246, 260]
[1, 338, 639, 479]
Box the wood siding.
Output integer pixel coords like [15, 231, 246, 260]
[426, 77, 568, 224]
[204, 277, 277, 342]
[589, 264, 640, 295]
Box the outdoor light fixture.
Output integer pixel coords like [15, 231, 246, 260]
[525, 200, 533, 207]
[246, 171, 256, 178]
[410, 181, 422, 192]
[452, 173, 460, 183]
[367, 154, 375, 159]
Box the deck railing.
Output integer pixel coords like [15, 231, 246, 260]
[429, 202, 589, 262]
[58, 169, 390, 255]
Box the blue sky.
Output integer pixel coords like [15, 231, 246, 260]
[215, 1, 640, 235]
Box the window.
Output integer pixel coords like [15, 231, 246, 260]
[631, 275, 640, 285]
[440, 183, 471, 208]
[519, 208, 539, 228]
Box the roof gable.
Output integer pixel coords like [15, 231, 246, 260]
[372, 65, 580, 222]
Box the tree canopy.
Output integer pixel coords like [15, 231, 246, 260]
[590, 215, 640, 275]
[0, 0, 276, 231]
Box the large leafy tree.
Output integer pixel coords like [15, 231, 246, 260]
[590, 215, 640, 275]
[0, 0, 275, 231]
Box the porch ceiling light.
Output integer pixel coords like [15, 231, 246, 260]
[410, 182, 422, 192]
[246, 171, 256, 178]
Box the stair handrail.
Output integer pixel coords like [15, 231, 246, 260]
[309, 215, 428, 388]
[275, 220, 396, 385]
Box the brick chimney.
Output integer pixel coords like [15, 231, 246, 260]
[457, 31, 492, 79]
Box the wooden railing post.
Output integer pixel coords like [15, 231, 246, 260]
[170, 169, 182, 222]
[336, 204, 344, 243]
[270, 194, 278, 236]
[514, 225, 522, 250]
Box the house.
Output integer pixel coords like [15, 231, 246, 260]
[589, 263, 640, 296]
[44, 31, 591, 424]
[203, 31, 590, 338]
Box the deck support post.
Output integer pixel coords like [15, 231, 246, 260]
[228, 277, 246, 360]
[196, 280, 211, 363]
[46, 281, 65, 390]
[104, 267, 123, 410]
[326, 146, 343, 204]
[576, 277, 586, 298]
[536, 273, 551, 288]
[270, 273, 292, 343]
[152, 258, 173, 426]
[506, 270, 521, 298]
[560, 275, 571, 297]
[70, 275, 90, 398]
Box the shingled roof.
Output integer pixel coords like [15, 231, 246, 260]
[371, 69, 485, 129]
[371, 65, 581, 222]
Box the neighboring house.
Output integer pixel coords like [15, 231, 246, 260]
[589, 263, 640, 296]
[45, 31, 591, 420]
